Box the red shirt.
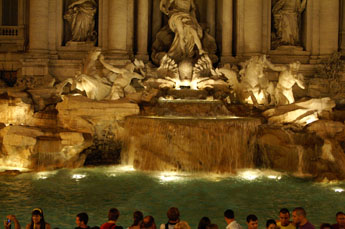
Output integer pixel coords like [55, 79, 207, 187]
[100, 223, 116, 229]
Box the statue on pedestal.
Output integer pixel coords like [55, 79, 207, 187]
[272, 0, 307, 49]
[64, 0, 97, 43]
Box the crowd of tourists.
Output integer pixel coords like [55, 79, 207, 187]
[4, 207, 345, 229]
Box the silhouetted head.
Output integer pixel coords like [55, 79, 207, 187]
[292, 207, 307, 225]
[30, 208, 46, 229]
[167, 207, 180, 222]
[76, 212, 89, 227]
[279, 208, 290, 227]
[108, 208, 120, 221]
[246, 215, 258, 229]
[266, 219, 276, 229]
[132, 211, 144, 226]
[198, 217, 211, 229]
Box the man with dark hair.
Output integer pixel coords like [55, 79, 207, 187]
[76, 212, 90, 229]
[224, 209, 242, 229]
[160, 207, 180, 229]
[100, 208, 123, 229]
[292, 207, 314, 229]
[332, 212, 345, 229]
[246, 215, 258, 229]
[277, 208, 295, 229]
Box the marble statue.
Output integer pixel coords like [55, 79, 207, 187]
[62, 48, 145, 101]
[160, 0, 206, 59]
[272, 0, 307, 49]
[272, 61, 305, 105]
[215, 64, 240, 92]
[99, 55, 146, 100]
[64, 0, 97, 42]
[238, 55, 274, 105]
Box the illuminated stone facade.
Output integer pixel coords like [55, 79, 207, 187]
[0, 0, 343, 81]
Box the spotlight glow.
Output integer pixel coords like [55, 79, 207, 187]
[36, 171, 57, 180]
[72, 174, 86, 180]
[158, 172, 183, 183]
[239, 170, 259, 181]
[334, 188, 344, 193]
[268, 175, 282, 180]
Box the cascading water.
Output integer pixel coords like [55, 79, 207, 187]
[122, 95, 262, 173]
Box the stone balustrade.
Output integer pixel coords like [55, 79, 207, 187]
[0, 25, 25, 51]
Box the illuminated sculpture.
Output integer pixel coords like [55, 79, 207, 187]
[65, 49, 145, 101]
[273, 61, 305, 105]
[238, 55, 274, 105]
[160, 0, 206, 59]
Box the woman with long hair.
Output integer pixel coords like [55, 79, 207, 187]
[25, 208, 51, 229]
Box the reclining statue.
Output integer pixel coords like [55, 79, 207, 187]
[61, 48, 145, 101]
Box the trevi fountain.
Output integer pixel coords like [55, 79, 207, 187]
[1, 0, 345, 228]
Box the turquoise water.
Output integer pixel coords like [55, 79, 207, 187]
[1, 166, 344, 229]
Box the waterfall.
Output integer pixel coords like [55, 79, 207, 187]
[296, 146, 305, 176]
[122, 116, 261, 173]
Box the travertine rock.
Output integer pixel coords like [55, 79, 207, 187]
[263, 98, 335, 126]
[0, 125, 92, 170]
[0, 95, 34, 125]
[257, 125, 345, 180]
[56, 95, 140, 134]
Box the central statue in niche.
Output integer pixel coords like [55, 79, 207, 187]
[149, 0, 219, 90]
[160, 0, 206, 59]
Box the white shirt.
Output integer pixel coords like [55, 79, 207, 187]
[160, 223, 176, 229]
[226, 220, 242, 229]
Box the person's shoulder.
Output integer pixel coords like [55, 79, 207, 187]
[304, 222, 315, 229]
[331, 224, 339, 229]
[26, 223, 31, 229]
[230, 221, 242, 229]
[160, 224, 166, 229]
[287, 223, 296, 229]
[45, 222, 51, 229]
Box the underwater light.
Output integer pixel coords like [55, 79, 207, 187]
[116, 165, 135, 172]
[158, 172, 182, 182]
[72, 174, 86, 180]
[267, 175, 282, 180]
[239, 170, 259, 181]
[36, 171, 57, 180]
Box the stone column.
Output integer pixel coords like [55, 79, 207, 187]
[29, 0, 49, 53]
[244, 0, 263, 54]
[319, 0, 339, 55]
[152, 0, 162, 41]
[307, 0, 320, 61]
[236, 0, 263, 57]
[0, 0, 3, 25]
[108, 0, 128, 55]
[136, 0, 149, 60]
[221, 0, 234, 62]
[206, 0, 216, 37]
[340, 0, 345, 52]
